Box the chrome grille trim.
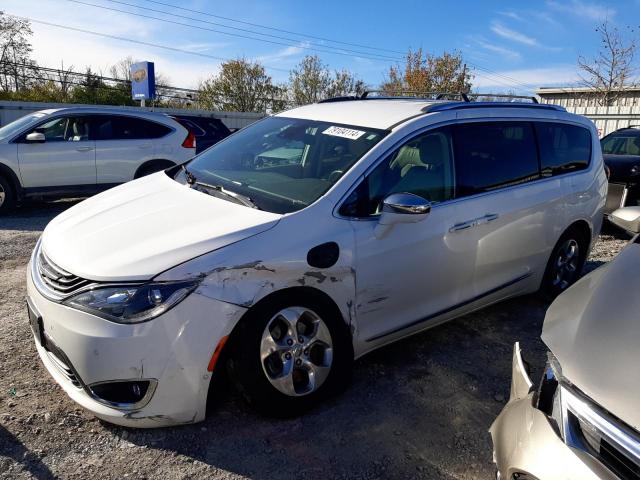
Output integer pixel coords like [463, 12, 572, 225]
[31, 241, 97, 301]
[562, 386, 640, 478]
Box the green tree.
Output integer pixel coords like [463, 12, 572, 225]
[198, 58, 282, 112]
[289, 55, 365, 106]
[381, 49, 472, 95]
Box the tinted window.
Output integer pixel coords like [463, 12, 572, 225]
[453, 122, 539, 197]
[340, 127, 455, 217]
[601, 134, 640, 155]
[536, 122, 591, 176]
[93, 115, 171, 140]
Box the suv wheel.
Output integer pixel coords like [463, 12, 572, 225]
[229, 294, 352, 417]
[0, 175, 15, 213]
[540, 228, 588, 298]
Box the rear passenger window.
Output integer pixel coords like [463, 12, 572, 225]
[453, 122, 539, 197]
[535, 123, 591, 176]
[93, 116, 172, 140]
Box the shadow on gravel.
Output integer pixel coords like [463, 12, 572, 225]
[0, 424, 55, 479]
[0, 199, 83, 232]
[105, 294, 553, 480]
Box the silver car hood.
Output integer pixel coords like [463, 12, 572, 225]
[542, 242, 640, 431]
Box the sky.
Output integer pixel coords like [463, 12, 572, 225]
[2, 0, 636, 94]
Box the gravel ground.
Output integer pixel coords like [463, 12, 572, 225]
[0, 201, 629, 480]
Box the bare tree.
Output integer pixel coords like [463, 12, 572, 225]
[381, 49, 472, 95]
[0, 12, 35, 92]
[578, 21, 637, 106]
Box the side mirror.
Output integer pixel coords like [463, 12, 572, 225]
[610, 206, 640, 233]
[375, 192, 431, 238]
[25, 132, 45, 143]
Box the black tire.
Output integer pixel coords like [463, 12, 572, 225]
[134, 160, 175, 178]
[540, 227, 589, 299]
[0, 175, 16, 214]
[228, 291, 353, 417]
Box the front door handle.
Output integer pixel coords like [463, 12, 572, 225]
[449, 214, 499, 233]
[449, 219, 477, 232]
[76, 146, 93, 152]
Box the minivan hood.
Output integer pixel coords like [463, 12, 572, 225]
[542, 242, 640, 431]
[41, 173, 281, 281]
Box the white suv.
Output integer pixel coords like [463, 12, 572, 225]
[0, 107, 196, 212]
[26, 95, 606, 427]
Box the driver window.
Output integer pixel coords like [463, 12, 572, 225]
[340, 127, 455, 217]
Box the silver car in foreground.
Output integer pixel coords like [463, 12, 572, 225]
[490, 206, 640, 479]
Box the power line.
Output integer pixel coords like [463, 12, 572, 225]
[7, 14, 292, 73]
[96, 0, 401, 62]
[136, 0, 405, 56]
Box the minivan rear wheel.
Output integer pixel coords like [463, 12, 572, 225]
[540, 228, 588, 299]
[229, 293, 352, 417]
[0, 175, 15, 214]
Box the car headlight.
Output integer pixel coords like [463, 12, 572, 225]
[64, 280, 200, 324]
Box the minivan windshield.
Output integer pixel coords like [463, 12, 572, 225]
[0, 112, 46, 141]
[173, 116, 387, 214]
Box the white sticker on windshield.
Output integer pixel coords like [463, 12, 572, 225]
[322, 126, 365, 140]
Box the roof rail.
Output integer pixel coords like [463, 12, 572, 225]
[424, 101, 566, 113]
[361, 90, 470, 101]
[466, 93, 539, 104]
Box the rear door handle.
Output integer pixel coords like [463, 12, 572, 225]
[76, 146, 93, 152]
[476, 213, 499, 225]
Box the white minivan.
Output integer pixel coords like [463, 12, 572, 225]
[0, 107, 195, 212]
[26, 95, 607, 427]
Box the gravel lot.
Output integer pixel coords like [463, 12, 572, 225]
[0, 201, 628, 480]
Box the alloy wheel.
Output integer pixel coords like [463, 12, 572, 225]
[552, 238, 580, 290]
[0, 183, 5, 207]
[260, 307, 333, 396]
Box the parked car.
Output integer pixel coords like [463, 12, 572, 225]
[0, 107, 196, 212]
[170, 114, 232, 154]
[490, 206, 640, 480]
[26, 95, 606, 427]
[601, 126, 640, 214]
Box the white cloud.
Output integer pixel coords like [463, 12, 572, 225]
[546, 0, 616, 21]
[470, 36, 522, 61]
[498, 11, 524, 21]
[255, 42, 309, 65]
[491, 22, 538, 46]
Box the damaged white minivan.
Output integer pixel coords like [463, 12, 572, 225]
[27, 94, 606, 427]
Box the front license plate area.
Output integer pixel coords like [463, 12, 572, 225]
[26, 298, 45, 348]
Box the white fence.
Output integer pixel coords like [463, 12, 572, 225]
[539, 102, 640, 138]
[0, 101, 264, 130]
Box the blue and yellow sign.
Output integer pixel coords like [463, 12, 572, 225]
[130, 61, 155, 101]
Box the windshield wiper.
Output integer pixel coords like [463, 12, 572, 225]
[181, 164, 196, 185]
[192, 181, 260, 209]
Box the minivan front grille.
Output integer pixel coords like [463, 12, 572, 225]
[37, 250, 90, 297]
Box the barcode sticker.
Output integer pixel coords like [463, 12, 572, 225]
[322, 126, 366, 140]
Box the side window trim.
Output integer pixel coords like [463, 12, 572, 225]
[334, 118, 596, 220]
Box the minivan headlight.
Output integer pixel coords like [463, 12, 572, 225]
[64, 280, 200, 324]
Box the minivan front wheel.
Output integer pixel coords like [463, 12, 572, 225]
[229, 294, 352, 416]
[540, 229, 588, 298]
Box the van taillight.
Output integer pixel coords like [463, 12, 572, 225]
[182, 131, 196, 149]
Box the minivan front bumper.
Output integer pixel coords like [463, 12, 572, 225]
[26, 258, 247, 428]
[489, 343, 617, 480]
